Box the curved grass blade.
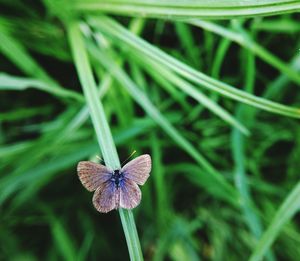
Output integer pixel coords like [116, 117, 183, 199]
[89, 17, 300, 119]
[74, 0, 300, 20]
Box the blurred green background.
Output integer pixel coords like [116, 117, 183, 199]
[1, 1, 300, 260]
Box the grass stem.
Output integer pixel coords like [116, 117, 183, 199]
[67, 20, 143, 261]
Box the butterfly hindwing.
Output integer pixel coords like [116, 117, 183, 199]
[77, 161, 112, 192]
[93, 181, 119, 213]
[121, 154, 151, 185]
[119, 178, 141, 209]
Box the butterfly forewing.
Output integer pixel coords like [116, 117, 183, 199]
[93, 181, 119, 213]
[77, 161, 112, 192]
[120, 178, 141, 209]
[121, 154, 151, 185]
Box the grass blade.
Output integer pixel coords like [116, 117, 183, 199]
[0, 73, 83, 102]
[50, 216, 78, 261]
[249, 181, 300, 261]
[130, 52, 250, 135]
[0, 23, 83, 102]
[88, 43, 220, 178]
[67, 21, 143, 261]
[89, 17, 300, 119]
[188, 19, 300, 86]
[0, 22, 55, 83]
[74, 0, 300, 19]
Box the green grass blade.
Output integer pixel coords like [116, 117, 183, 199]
[211, 38, 231, 79]
[67, 21, 143, 261]
[0, 73, 83, 102]
[151, 133, 168, 230]
[119, 209, 143, 260]
[131, 53, 250, 135]
[0, 142, 96, 206]
[74, 0, 300, 19]
[171, 163, 239, 206]
[50, 217, 78, 261]
[67, 23, 119, 168]
[264, 54, 300, 100]
[249, 181, 300, 261]
[88, 43, 220, 178]
[1, 3, 300, 260]
[89, 17, 300, 119]
[251, 18, 300, 33]
[231, 49, 275, 260]
[188, 19, 300, 86]
[0, 23, 83, 102]
[89, 43, 240, 207]
[0, 22, 55, 83]
[232, 50, 263, 238]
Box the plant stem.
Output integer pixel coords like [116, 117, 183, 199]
[67, 20, 143, 261]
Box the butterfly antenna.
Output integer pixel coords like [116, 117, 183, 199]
[121, 150, 136, 166]
[96, 155, 103, 163]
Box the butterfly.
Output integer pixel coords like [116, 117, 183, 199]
[77, 154, 151, 213]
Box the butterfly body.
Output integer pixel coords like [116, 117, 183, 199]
[77, 154, 151, 213]
[111, 169, 124, 189]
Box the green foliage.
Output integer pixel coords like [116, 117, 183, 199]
[0, 1, 300, 260]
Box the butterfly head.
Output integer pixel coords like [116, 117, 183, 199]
[111, 169, 124, 189]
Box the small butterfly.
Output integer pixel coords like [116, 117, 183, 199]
[77, 154, 151, 213]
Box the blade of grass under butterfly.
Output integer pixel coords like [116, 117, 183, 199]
[88, 43, 217, 176]
[89, 16, 300, 119]
[187, 19, 300, 86]
[67, 21, 143, 261]
[249, 180, 300, 261]
[74, 0, 300, 19]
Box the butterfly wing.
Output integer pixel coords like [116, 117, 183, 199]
[119, 178, 141, 209]
[121, 154, 151, 185]
[93, 181, 119, 213]
[77, 161, 112, 192]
